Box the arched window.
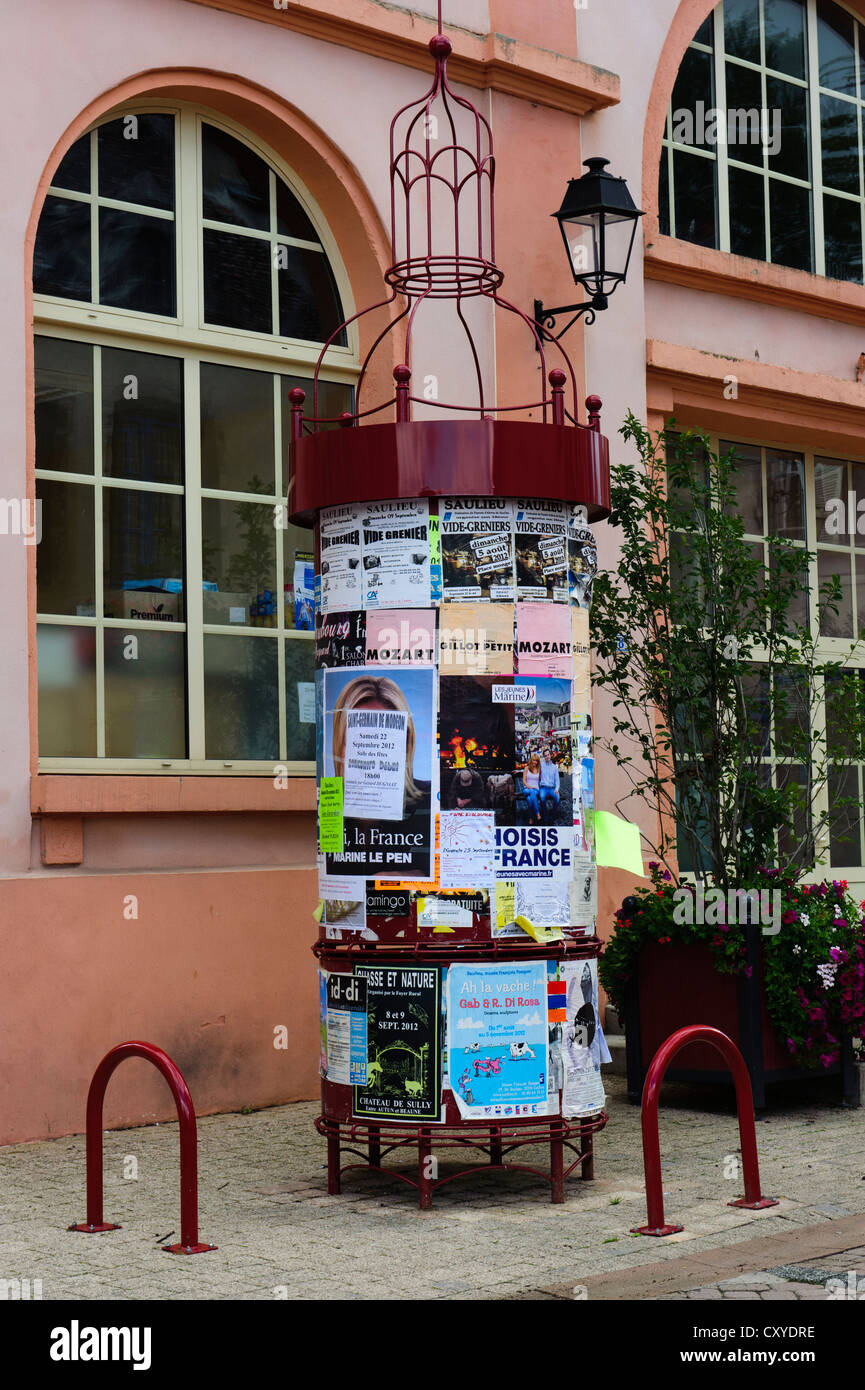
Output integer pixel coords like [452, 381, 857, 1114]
[659, 0, 865, 282]
[34, 106, 356, 772]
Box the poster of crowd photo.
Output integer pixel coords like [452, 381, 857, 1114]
[322, 667, 436, 879]
[513, 677, 572, 827]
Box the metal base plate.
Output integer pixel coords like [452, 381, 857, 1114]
[631, 1224, 684, 1237]
[68, 1222, 122, 1233]
[729, 1197, 779, 1209]
[162, 1242, 218, 1255]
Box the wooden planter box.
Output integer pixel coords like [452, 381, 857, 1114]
[622, 924, 857, 1109]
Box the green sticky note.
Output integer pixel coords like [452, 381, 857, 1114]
[592, 810, 646, 878]
[429, 514, 441, 566]
[319, 777, 344, 853]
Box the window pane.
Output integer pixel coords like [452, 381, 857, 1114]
[820, 94, 860, 193]
[769, 179, 812, 270]
[99, 207, 176, 315]
[729, 166, 766, 259]
[35, 337, 94, 475]
[766, 448, 805, 539]
[105, 628, 187, 757]
[53, 135, 90, 193]
[285, 637, 316, 760]
[204, 635, 279, 759]
[818, 549, 854, 635]
[103, 489, 185, 620]
[776, 763, 811, 872]
[98, 114, 174, 211]
[773, 668, 810, 757]
[725, 62, 763, 168]
[672, 150, 718, 247]
[102, 348, 183, 484]
[693, 16, 713, 47]
[671, 48, 715, 150]
[658, 152, 671, 236]
[817, 0, 857, 96]
[724, 0, 761, 64]
[276, 183, 320, 243]
[201, 363, 274, 492]
[203, 229, 272, 333]
[37, 624, 97, 757]
[823, 193, 863, 281]
[764, 0, 806, 80]
[815, 456, 847, 542]
[202, 497, 276, 625]
[829, 766, 862, 865]
[857, 554, 865, 632]
[767, 76, 809, 181]
[36, 480, 94, 615]
[721, 439, 763, 531]
[202, 124, 270, 231]
[283, 525, 315, 630]
[277, 245, 346, 343]
[33, 196, 91, 301]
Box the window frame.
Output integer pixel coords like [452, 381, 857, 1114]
[675, 427, 865, 882]
[34, 101, 360, 777]
[659, 0, 865, 282]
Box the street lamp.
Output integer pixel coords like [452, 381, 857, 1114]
[534, 157, 644, 342]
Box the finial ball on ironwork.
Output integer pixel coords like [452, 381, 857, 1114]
[288, 387, 306, 405]
[393, 364, 412, 383]
[549, 369, 567, 388]
[429, 34, 453, 58]
[586, 394, 603, 414]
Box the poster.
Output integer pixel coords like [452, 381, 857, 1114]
[365, 609, 436, 665]
[439, 809, 496, 888]
[571, 607, 591, 716]
[514, 499, 568, 603]
[494, 825, 572, 880]
[316, 610, 366, 668]
[516, 602, 572, 678]
[318, 969, 328, 1077]
[570, 850, 597, 931]
[293, 554, 315, 630]
[440, 675, 517, 825]
[343, 709, 408, 822]
[568, 516, 597, 609]
[319, 504, 363, 612]
[297, 681, 315, 723]
[353, 964, 442, 1120]
[429, 509, 442, 604]
[323, 666, 436, 879]
[513, 677, 572, 828]
[362, 499, 431, 609]
[325, 972, 369, 1085]
[438, 602, 514, 675]
[562, 958, 606, 1117]
[447, 961, 549, 1119]
[515, 876, 570, 930]
[440, 497, 514, 602]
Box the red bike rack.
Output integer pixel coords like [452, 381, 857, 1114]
[632, 1025, 779, 1236]
[68, 1041, 217, 1255]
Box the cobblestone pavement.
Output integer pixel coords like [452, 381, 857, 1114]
[655, 1248, 865, 1300]
[1, 1074, 863, 1300]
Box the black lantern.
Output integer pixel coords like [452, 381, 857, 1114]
[534, 157, 644, 341]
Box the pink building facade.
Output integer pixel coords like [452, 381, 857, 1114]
[1, 0, 863, 1142]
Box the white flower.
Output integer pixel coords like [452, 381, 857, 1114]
[800, 913, 810, 926]
[817, 962, 838, 989]
[792, 944, 802, 955]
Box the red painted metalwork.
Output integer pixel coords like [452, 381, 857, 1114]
[296, 8, 593, 438]
[289, 410, 609, 525]
[68, 1042, 217, 1255]
[632, 1026, 779, 1236]
[316, 1112, 607, 1210]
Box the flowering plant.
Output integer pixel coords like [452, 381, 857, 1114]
[599, 864, 865, 1070]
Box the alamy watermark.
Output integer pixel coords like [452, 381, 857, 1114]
[673, 885, 781, 936]
[0, 498, 41, 544]
[671, 102, 782, 158]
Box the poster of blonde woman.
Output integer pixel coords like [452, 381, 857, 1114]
[323, 668, 436, 880]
